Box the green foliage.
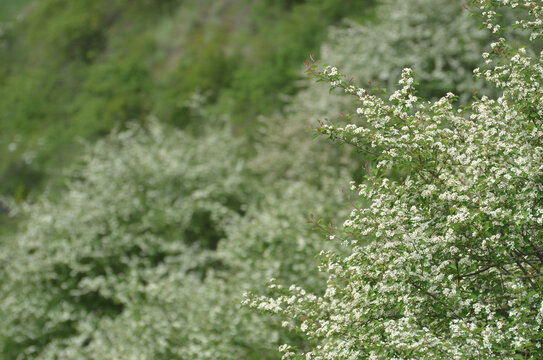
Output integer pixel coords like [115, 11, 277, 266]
[0, 0, 376, 202]
[75, 60, 152, 129]
[220, 0, 377, 125]
[0, 0, 32, 22]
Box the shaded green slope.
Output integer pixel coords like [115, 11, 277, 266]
[0, 0, 375, 202]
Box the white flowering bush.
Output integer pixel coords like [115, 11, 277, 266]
[66, 177, 351, 360]
[0, 109, 354, 359]
[0, 121, 255, 359]
[249, 0, 529, 188]
[250, 0, 510, 190]
[221, 179, 348, 294]
[321, 0, 508, 103]
[245, 1, 543, 358]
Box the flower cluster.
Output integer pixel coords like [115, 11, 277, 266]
[246, 1, 543, 358]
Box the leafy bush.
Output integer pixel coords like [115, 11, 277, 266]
[245, 1, 543, 358]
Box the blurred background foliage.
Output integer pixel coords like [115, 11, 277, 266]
[0, 0, 507, 358]
[0, 0, 375, 204]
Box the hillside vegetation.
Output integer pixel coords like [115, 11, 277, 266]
[0, 0, 374, 202]
[3, 0, 540, 359]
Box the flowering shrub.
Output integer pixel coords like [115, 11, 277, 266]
[245, 1, 543, 358]
[251, 0, 517, 190]
[321, 0, 504, 102]
[0, 121, 254, 359]
[0, 112, 352, 359]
